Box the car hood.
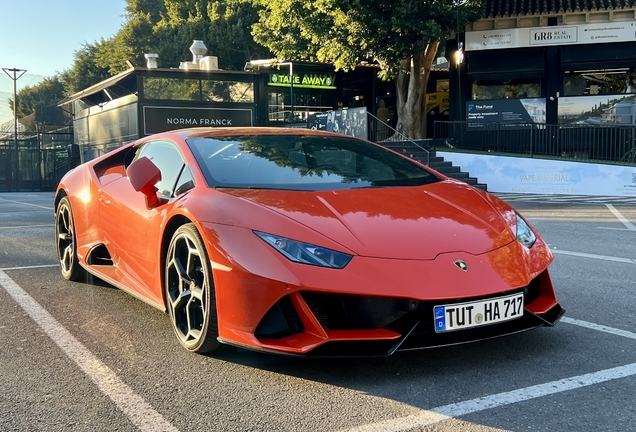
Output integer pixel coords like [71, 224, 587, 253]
[219, 181, 516, 260]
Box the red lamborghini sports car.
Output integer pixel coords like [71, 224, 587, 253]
[55, 127, 564, 356]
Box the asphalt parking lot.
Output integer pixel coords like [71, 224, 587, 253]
[1, 191, 635, 432]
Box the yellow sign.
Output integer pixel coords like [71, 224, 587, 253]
[426, 92, 450, 115]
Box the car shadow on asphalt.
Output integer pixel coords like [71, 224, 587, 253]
[206, 326, 574, 409]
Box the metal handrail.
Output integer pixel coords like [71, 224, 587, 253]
[367, 112, 430, 165]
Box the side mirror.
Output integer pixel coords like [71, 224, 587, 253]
[127, 157, 163, 208]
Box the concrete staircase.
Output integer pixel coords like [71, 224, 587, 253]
[428, 153, 488, 191]
[379, 142, 487, 191]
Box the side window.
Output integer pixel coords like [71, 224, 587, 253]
[175, 165, 196, 196]
[135, 141, 185, 197]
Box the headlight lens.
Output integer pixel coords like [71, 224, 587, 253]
[255, 231, 352, 269]
[516, 214, 536, 248]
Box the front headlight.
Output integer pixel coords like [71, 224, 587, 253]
[516, 214, 536, 248]
[254, 231, 353, 269]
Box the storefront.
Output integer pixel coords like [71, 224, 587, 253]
[437, 3, 636, 197]
[59, 67, 260, 162]
[59, 61, 398, 162]
[447, 5, 636, 127]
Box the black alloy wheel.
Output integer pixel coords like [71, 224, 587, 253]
[165, 223, 222, 353]
[55, 196, 85, 281]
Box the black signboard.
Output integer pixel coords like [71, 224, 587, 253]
[143, 106, 253, 135]
[466, 98, 546, 126]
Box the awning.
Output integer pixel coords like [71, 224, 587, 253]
[57, 68, 138, 107]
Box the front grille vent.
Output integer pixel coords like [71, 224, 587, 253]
[255, 296, 304, 340]
[301, 292, 411, 330]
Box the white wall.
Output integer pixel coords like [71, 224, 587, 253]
[438, 152, 636, 196]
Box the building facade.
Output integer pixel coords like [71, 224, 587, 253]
[448, 0, 636, 127]
[59, 61, 403, 162]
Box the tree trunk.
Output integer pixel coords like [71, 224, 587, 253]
[395, 40, 440, 139]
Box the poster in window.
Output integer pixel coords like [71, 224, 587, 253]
[466, 98, 546, 127]
[558, 95, 636, 124]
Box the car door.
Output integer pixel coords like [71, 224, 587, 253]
[99, 139, 187, 304]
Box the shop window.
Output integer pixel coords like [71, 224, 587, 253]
[471, 79, 541, 100]
[143, 78, 201, 101]
[267, 90, 333, 124]
[143, 77, 254, 102]
[563, 68, 636, 96]
[202, 81, 254, 103]
[268, 91, 287, 123]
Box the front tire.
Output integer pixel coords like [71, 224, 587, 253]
[55, 196, 85, 281]
[165, 223, 222, 353]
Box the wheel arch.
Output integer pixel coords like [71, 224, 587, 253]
[54, 188, 68, 212]
[159, 214, 194, 308]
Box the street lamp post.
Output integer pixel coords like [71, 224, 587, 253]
[3, 67, 27, 191]
[3, 68, 27, 146]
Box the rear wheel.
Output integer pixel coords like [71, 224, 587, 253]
[165, 223, 222, 353]
[55, 196, 86, 281]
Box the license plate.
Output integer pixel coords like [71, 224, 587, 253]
[434, 292, 524, 333]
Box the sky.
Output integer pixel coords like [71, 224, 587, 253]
[1, 0, 127, 77]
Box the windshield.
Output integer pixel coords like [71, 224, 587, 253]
[187, 134, 440, 191]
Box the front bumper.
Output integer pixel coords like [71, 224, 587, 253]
[219, 269, 564, 357]
[203, 223, 563, 357]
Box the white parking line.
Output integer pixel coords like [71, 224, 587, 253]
[0, 270, 179, 432]
[347, 363, 636, 432]
[347, 318, 636, 431]
[606, 204, 636, 231]
[0, 224, 53, 230]
[0, 197, 53, 211]
[0, 264, 60, 271]
[552, 249, 636, 264]
[562, 317, 636, 340]
[597, 227, 636, 231]
[433, 363, 636, 422]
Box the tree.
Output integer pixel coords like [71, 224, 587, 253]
[10, 77, 64, 119]
[61, 41, 113, 95]
[9, 76, 68, 130]
[96, 0, 268, 74]
[14, 0, 269, 127]
[9, 43, 109, 128]
[251, 0, 483, 138]
[94, 0, 165, 74]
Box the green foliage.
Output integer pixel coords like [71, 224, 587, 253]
[10, 77, 65, 118]
[8, 76, 69, 128]
[15, 0, 268, 125]
[95, 0, 268, 74]
[13, 40, 112, 122]
[61, 41, 113, 94]
[251, 0, 483, 78]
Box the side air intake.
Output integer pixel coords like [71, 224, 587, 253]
[86, 244, 113, 266]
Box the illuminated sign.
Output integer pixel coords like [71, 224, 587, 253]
[268, 73, 336, 90]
